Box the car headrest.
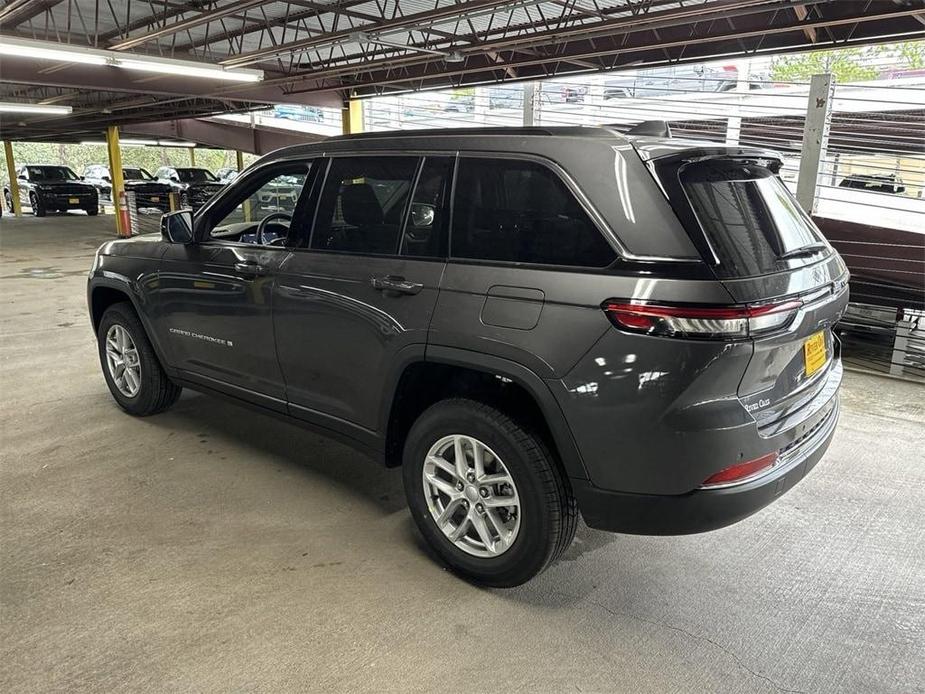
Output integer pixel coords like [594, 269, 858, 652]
[341, 183, 383, 227]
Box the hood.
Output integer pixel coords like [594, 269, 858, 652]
[124, 180, 171, 191]
[184, 181, 225, 190]
[34, 180, 96, 190]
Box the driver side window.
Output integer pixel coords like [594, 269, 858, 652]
[208, 165, 310, 246]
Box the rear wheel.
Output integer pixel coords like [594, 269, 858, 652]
[30, 192, 46, 217]
[3, 189, 12, 212]
[97, 302, 181, 416]
[402, 398, 577, 587]
[85, 206, 99, 216]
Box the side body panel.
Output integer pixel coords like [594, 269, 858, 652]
[274, 252, 445, 432]
[151, 242, 291, 410]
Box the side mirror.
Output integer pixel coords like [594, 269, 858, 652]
[169, 174, 180, 182]
[410, 202, 436, 228]
[161, 210, 194, 244]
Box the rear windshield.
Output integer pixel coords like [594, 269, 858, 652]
[680, 160, 826, 278]
[176, 168, 217, 183]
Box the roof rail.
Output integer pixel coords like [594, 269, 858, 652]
[625, 120, 672, 137]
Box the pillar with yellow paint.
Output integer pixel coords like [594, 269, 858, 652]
[3, 141, 22, 216]
[341, 98, 364, 135]
[105, 125, 129, 236]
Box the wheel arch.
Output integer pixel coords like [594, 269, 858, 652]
[382, 346, 588, 481]
[88, 278, 173, 375]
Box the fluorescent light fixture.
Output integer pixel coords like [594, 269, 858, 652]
[158, 141, 197, 147]
[0, 36, 108, 65]
[0, 36, 263, 82]
[0, 102, 72, 115]
[117, 57, 262, 82]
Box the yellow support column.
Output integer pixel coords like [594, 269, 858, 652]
[189, 147, 196, 167]
[341, 98, 364, 135]
[105, 125, 128, 237]
[236, 150, 252, 222]
[3, 141, 22, 216]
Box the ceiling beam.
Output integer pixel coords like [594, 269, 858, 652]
[109, 0, 270, 50]
[125, 117, 324, 154]
[0, 53, 342, 109]
[0, 0, 66, 28]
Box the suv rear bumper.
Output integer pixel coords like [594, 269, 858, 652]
[573, 397, 838, 535]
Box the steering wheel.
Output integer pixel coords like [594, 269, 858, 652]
[256, 212, 292, 245]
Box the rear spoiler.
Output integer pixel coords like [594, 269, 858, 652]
[625, 120, 672, 137]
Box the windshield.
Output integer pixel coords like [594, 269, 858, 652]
[176, 168, 218, 183]
[123, 168, 154, 181]
[679, 160, 826, 278]
[27, 166, 79, 181]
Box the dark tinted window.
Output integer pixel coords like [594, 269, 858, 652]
[123, 168, 152, 181]
[400, 156, 453, 258]
[681, 161, 825, 278]
[27, 166, 79, 181]
[451, 158, 615, 267]
[311, 156, 418, 254]
[176, 168, 218, 183]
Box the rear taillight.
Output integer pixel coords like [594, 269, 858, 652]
[601, 299, 801, 340]
[700, 452, 778, 488]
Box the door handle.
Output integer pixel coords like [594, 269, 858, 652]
[234, 261, 266, 278]
[370, 275, 423, 295]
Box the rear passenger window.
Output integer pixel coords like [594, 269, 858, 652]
[311, 156, 418, 254]
[451, 158, 615, 267]
[400, 156, 453, 258]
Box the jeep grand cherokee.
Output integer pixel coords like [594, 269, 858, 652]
[88, 125, 847, 586]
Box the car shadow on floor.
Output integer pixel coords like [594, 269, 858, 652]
[141, 388, 623, 587]
[149, 390, 408, 515]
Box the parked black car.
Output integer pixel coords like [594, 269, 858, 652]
[82, 165, 172, 211]
[4, 165, 98, 217]
[87, 125, 847, 586]
[839, 173, 906, 194]
[153, 166, 225, 210]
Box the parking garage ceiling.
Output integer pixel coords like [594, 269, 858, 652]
[1, 0, 924, 142]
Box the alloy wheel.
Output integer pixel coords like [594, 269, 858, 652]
[422, 434, 521, 558]
[105, 324, 142, 397]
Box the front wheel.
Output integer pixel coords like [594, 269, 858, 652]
[97, 302, 181, 416]
[402, 398, 577, 587]
[30, 192, 46, 217]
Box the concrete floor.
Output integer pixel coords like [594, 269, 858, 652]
[1, 214, 923, 694]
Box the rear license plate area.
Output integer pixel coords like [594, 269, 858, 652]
[804, 331, 827, 377]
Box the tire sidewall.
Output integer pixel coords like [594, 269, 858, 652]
[97, 305, 162, 415]
[30, 193, 45, 217]
[403, 400, 557, 586]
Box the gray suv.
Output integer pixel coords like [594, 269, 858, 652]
[87, 125, 847, 586]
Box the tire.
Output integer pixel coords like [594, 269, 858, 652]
[402, 398, 578, 587]
[3, 190, 12, 212]
[85, 206, 99, 216]
[97, 302, 181, 416]
[30, 192, 46, 217]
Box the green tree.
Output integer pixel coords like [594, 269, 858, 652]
[6, 142, 255, 182]
[896, 40, 925, 69]
[771, 46, 882, 83]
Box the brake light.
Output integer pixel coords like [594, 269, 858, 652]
[700, 452, 778, 488]
[601, 299, 801, 339]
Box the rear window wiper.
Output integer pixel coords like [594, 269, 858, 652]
[778, 243, 829, 260]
